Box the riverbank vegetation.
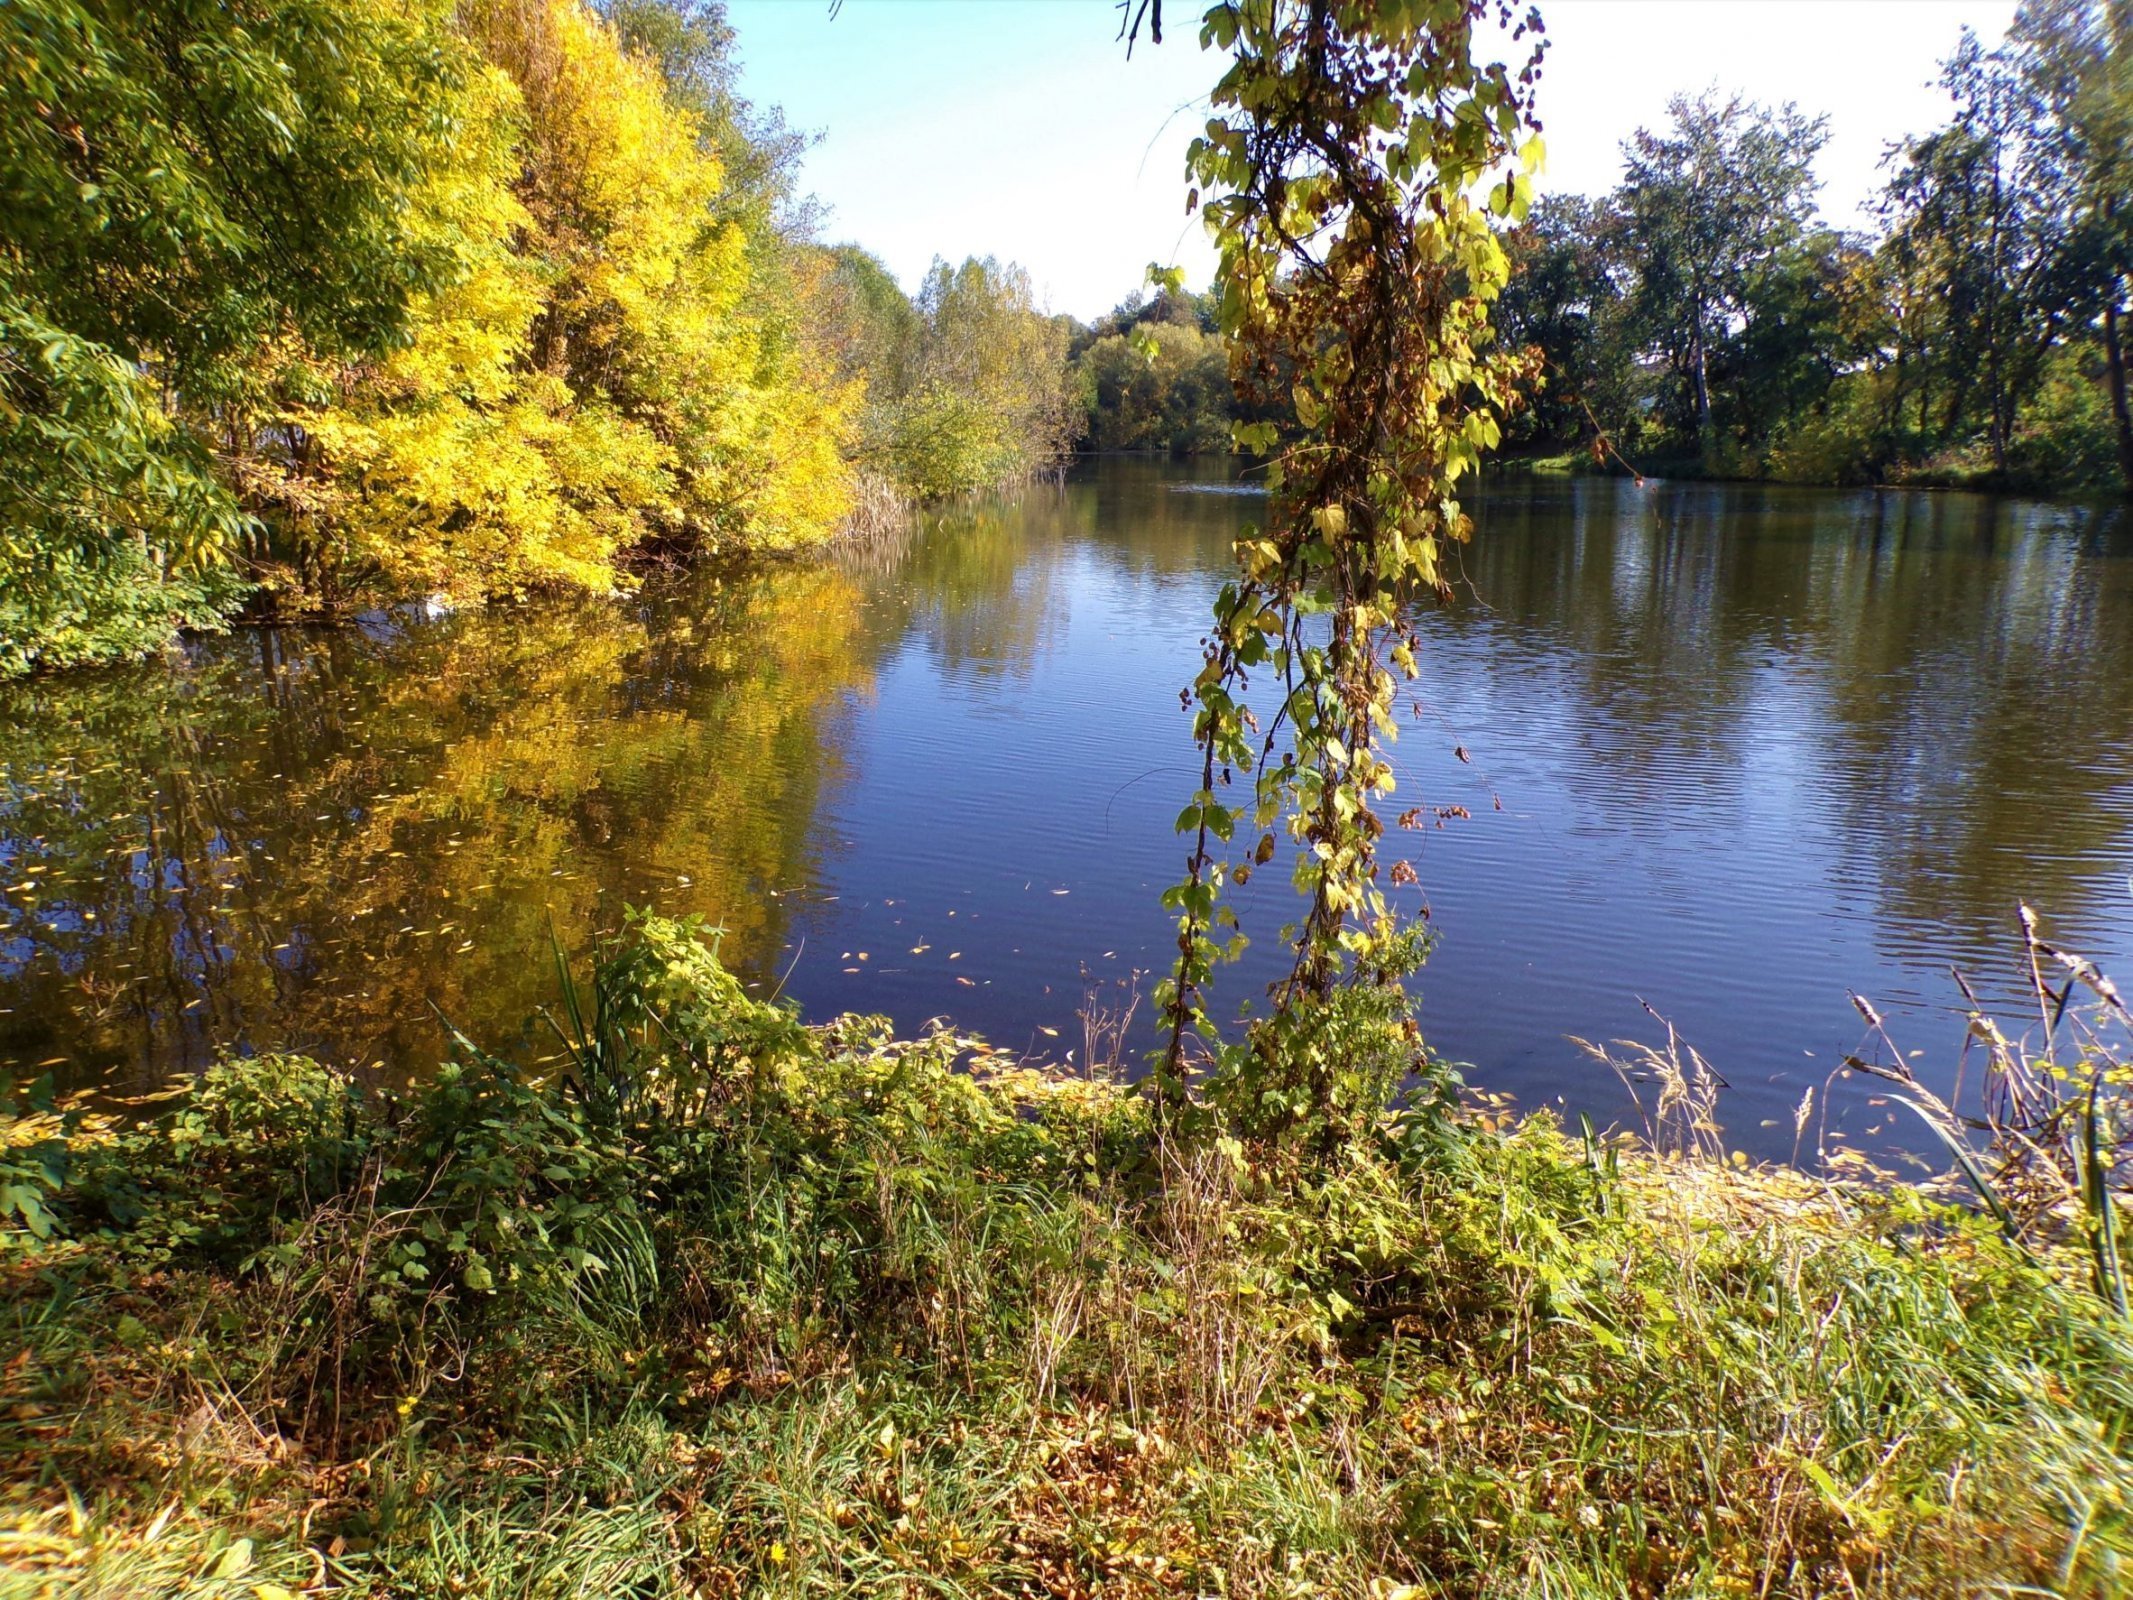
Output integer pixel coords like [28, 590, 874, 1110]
[11, 0, 2125, 680]
[825, 251, 1079, 511]
[0, 0, 1074, 676]
[1069, 290, 1234, 455]
[7, 1, 2132, 1594]
[1496, 0, 2133, 493]
[1, 914, 2127, 1598]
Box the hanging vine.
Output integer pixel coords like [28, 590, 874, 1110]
[1151, 0, 1546, 1150]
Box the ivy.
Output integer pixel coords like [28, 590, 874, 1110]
[1154, 0, 1546, 1153]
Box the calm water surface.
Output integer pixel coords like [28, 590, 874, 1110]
[5, 460, 2131, 1158]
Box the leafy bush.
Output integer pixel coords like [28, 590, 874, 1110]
[1074, 322, 1234, 454]
[823, 252, 1074, 502]
[1, 0, 866, 673]
[0, 1075, 71, 1248]
[65, 1054, 379, 1260]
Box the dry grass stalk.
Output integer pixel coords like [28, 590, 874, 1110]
[1078, 969, 1144, 1083]
[1842, 904, 2130, 1310]
[1571, 999, 1728, 1163]
[830, 471, 912, 560]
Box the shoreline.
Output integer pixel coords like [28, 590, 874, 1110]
[4, 914, 2126, 1598]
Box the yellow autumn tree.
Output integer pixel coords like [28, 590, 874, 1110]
[282, 0, 854, 604]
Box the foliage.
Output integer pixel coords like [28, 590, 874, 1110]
[0, 297, 250, 675]
[0, 1074, 71, 1247]
[0, 0, 481, 670]
[1494, 194, 1630, 449]
[1, 0, 894, 673]
[911, 258, 1077, 489]
[1499, 1, 2133, 493]
[598, 0, 811, 242]
[1069, 285, 1245, 454]
[821, 251, 1076, 501]
[1154, 0, 1544, 1153]
[3, 920, 2130, 1597]
[1075, 321, 1234, 453]
[266, 0, 857, 605]
[1614, 91, 1831, 461]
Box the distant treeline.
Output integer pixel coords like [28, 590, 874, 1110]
[1074, 1, 2133, 498]
[1067, 288, 1230, 454]
[1, 0, 1071, 675]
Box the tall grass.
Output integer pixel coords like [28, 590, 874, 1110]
[1839, 906, 2130, 1314]
[2, 912, 2128, 1598]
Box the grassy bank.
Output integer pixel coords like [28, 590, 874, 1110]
[2, 915, 2127, 1599]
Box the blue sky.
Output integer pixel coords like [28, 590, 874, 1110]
[725, 0, 2019, 320]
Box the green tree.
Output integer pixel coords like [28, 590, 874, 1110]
[1878, 24, 2099, 478]
[819, 252, 1072, 501]
[2009, 0, 2133, 492]
[0, 0, 480, 672]
[1496, 194, 1630, 449]
[1074, 321, 1233, 452]
[1613, 91, 1828, 464]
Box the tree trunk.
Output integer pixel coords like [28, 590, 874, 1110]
[2105, 300, 2133, 498]
[1690, 318, 1712, 464]
[1985, 126, 2009, 476]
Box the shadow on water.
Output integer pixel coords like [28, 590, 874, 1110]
[3, 458, 2131, 1160]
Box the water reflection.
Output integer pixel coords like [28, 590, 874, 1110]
[1435, 480, 2133, 970]
[2, 462, 2129, 1160]
[0, 567, 875, 1088]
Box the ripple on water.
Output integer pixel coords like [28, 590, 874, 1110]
[1, 462, 2129, 1164]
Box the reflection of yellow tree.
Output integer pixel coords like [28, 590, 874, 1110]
[0, 564, 874, 1089]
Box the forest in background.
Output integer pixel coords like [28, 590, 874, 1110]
[1076, 0, 2133, 498]
[0, 0, 1074, 677]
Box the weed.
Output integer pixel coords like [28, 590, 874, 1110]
[2, 914, 2127, 1598]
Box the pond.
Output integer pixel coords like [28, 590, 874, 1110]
[4, 458, 2131, 1159]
